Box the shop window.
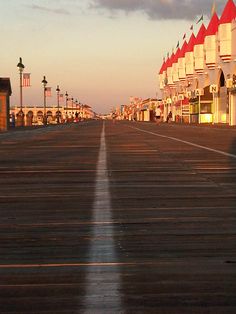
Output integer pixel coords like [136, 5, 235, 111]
[201, 103, 212, 114]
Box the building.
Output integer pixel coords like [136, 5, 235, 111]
[10, 104, 95, 126]
[0, 78, 12, 131]
[158, 0, 236, 125]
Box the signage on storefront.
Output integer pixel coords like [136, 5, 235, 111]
[226, 79, 233, 89]
[178, 94, 184, 100]
[186, 91, 192, 98]
[195, 89, 204, 96]
[210, 84, 218, 93]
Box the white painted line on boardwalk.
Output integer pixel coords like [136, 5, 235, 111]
[130, 126, 236, 159]
[82, 121, 122, 313]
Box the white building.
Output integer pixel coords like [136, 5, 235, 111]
[159, 0, 236, 125]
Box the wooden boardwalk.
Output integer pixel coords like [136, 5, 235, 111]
[0, 121, 236, 313]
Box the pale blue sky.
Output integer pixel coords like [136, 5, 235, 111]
[1, 0, 225, 113]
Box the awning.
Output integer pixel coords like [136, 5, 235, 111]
[175, 97, 189, 106]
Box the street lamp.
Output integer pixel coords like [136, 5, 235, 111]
[75, 99, 78, 121]
[81, 104, 84, 120]
[56, 85, 60, 124]
[17, 57, 25, 126]
[65, 91, 68, 123]
[42, 76, 48, 125]
[71, 97, 74, 113]
[65, 91, 68, 111]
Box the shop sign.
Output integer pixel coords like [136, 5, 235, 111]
[195, 89, 204, 96]
[210, 84, 218, 93]
[186, 91, 192, 98]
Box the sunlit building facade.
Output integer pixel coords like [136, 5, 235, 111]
[158, 0, 236, 125]
[10, 105, 95, 126]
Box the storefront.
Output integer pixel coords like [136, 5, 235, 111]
[174, 97, 190, 123]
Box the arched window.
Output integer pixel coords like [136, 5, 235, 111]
[27, 111, 33, 117]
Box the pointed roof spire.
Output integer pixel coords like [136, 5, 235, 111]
[211, 1, 217, 16]
[178, 41, 188, 58]
[173, 48, 180, 64]
[205, 12, 219, 36]
[164, 55, 170, 69]
[167, 52, 175, 68]
[185, 33, 196, 53]
[159, 58, 166, 74]
[195, 24, 206, 45]
[219, 0, 236, 24]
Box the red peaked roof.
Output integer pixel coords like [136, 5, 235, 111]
[195, 24, 206, 44]
[170, 55, 175, 66]
[161, 56, 170, 73]
[164, 56, 171, 69]
[159, 59, 166, 74]
[173, 48, 180, 63]
[219, 0, 236, 24]
[179, 41, 188, 58]
[205, 12, 219, 36]
[185, 33, 196, 53]
[164, 52, 175, 70]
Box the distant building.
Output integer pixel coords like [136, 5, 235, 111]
[10, 104, 95, 126]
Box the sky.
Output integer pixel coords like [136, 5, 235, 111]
[0, 0, 227, 113]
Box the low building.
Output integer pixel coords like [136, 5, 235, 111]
[0, 78, 12, 131]
[10, 104, 95, 126]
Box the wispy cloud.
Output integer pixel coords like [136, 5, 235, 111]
[30, 4, 70, 15]
[90, 0, 225, 21]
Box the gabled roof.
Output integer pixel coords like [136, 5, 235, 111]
[219, 0, 236, 24]
[205, 12, 219, 36]
[167, 52, 175, 68]
[178, 41, 188, 58]
[163, 56, 170, 71]
[195, 24, 206, 45]
[159, 59, 166, 74]
[173, 48, 180, 64]
[185, 33, 196, 53]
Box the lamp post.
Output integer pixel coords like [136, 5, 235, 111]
[42, 76, 48, 125]
[17, 57, 25, 126]
[75, 99, 78, 122]
[71, 97, 74, 119]
[65, 91, 68, 123]
[81, 104, 84, 120]
[56, 85, 60, 124]
[65, 91, 68, 111]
